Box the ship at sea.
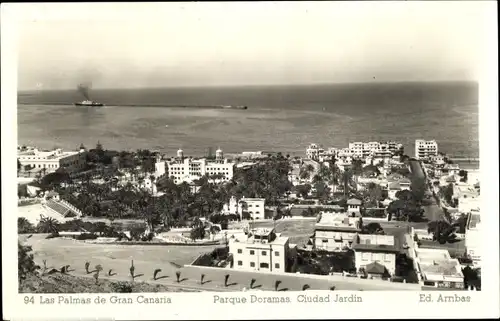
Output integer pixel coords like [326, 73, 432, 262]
[74, 100, 104, 107]
[74, 84, 104, 107]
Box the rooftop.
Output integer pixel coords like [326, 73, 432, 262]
[415, 248, 463, 279]
[347, 198, 362, 205]
[352, 234, 399, 253]
[315, 213, 361, 231]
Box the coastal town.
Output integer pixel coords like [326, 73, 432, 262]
[17, 139, 481, 292]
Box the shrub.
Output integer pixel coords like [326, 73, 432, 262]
[18, 243, 39, 281]
[141, 232, 155, 242]
[111, 282, 134, 293]
[130, 226, 146, 241]
[18, 217, 36, 234]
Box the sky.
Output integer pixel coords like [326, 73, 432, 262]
[16, 2, 491, 90]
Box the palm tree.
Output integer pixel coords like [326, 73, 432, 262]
[37, 215, 60, 235]
[153, 268, 162, 280]
[130, 260, 135, 281]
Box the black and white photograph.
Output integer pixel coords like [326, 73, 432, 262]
[2, 1, 498, 320]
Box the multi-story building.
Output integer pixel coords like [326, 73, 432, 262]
[313, 213, 362, 251]
[229, 228, 289, 273]
[415, 140, 439, 160]
[17, 147, 87, 174]
[306, 143, 324, 161]
[352, 234, 399, 277]
[223, 196, 266, 220]
[162, 148, 234, 184]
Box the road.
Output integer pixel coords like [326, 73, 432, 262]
[409, 160, 446, 223]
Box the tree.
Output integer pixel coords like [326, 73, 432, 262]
[190, 218, 206, 241]
[18, 217, 36, 234]
[153, 268, 162, 280]
[362, 183, 383, 208]
[295, 184, 312, 199]
[427, 220, 457, 244]
[274, 280, 282, 291]
[459, 170, 468, 183]
[250, 278, 256, 289]
[18, 243, 39, 281]
[36, 215, 60, 235]
[361, 222, 384, 235]
[314, 181, 331, 203]
[439, 183, 455, 205]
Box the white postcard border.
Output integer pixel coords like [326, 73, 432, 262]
[2, 2, 499, 320]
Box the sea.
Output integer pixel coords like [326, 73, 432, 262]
[17, 81, 479, 160]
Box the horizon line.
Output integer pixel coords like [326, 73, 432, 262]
[18, 79, 479, 92]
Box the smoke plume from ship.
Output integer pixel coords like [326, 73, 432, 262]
[77, 83, 92, 100]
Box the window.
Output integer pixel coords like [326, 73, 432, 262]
[250, 250, 255, 255]
[261, 251, 267, 256]
[260, 263, 269, 269]
[275, 263, 280, 269]
[237, 260, 243, 266]
[384, 254, 391, 262]
[237, 249, 242, 254]
[362, 253, 370, 260]
[250, 262, 255, 267]
[274, 251, 280, 256]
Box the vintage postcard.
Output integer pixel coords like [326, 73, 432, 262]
[2, 2, 499, 320]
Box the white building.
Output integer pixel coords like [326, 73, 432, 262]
[155, 154, 167, 177]
[306, 143, 324, 161]
[352, 234, 398, 277]
[415, 140, 439, 160]
[413, 247, 464, 289]
[465, 213, 481, 266]
[163, 148, 234, 184]
[346, 198, 363, 216]
[223, 197, 266, 220]
[313, 213, 362, 251]
[229, 228, 289, 273]
[17, 147, 87, 174]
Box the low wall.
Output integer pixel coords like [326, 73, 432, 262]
[182, 264, 422, 291]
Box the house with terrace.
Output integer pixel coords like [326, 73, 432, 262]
[352, 234, 399, 278]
